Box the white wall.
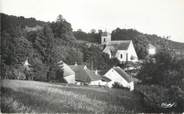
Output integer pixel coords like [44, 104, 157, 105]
[129, 82, 134, 91]
[115, 50, 127, 62]
[103, 46, 112, 58]
[64, 75, 75, 84]
[89, 80, 101, 85]
[101, 35, 111, 45]
[115, 41, 138, 62]
[104, 69, 129, 87]
[127, 41, 138, 62]
[148, 48, 156, 55]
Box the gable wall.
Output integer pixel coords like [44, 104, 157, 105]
[115, 50, 128, 62]
[127, 41, 138, 61]
[104, 68, 130, 87]
[64, 74, 75, 84]
[103, 46, 112, 58]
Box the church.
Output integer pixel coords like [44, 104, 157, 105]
[101, 32, 138, 63]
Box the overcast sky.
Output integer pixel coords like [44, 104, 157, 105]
[1, 0, 184, 42]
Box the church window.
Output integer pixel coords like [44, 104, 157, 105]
[120, 54, 123, 59]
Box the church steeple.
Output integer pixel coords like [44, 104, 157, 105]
[101, 31, 111, 45]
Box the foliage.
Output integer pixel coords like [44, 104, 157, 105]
[50, 14, 76, 41]
[1, 13, 76, 81]
[137, 48, 184, 88]
[80, 45, 119, 74]
[135, 84, 184, 112]
[73, 29, 101, 43]
[112, 82, 128, 90]
[136, 48, 184, 112]
[111, 28, 184, 59]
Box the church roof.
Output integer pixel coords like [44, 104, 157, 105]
[105, 40, 132, 56]
[107, 40, 131, 50]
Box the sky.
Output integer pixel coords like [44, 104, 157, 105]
[1, 0, 184, 43]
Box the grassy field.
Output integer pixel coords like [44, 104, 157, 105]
[1, 80, 145, 113]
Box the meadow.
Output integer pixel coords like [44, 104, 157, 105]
[1, 80, 145, 113]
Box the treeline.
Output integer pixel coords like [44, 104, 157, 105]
[74, 27, 184, 59]
[73, 29, 101, 43]
[1, 13, 117, 81]
[111, 28, 184, 59]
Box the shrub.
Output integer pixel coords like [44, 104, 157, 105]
[112, 82, 129, 90]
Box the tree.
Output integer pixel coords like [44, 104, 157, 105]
[90, 29, 96, 33]
[81, 45, 119, 74]
[55, 61, 65, 82]
[137, 48, 183, 87]
[56, 14, 65, 22]
[50, 15, 75, 41]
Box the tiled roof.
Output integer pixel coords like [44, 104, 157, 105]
[113, 67, 132, 83]
[105, 40, 131, 56]
[107, 40, 131, 50]
[70, 65, 101, 82]
[85, 69, 102, 81]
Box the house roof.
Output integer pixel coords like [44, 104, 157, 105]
[105, 40, 131, 56]
[113, 67, 132, 83]
[58, 61, 75, 77]
[70, 65, 101, 82]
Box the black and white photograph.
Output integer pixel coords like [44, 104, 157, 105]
[0, 0, 184, 113]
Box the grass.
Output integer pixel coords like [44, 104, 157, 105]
[1, 80, 145, 113]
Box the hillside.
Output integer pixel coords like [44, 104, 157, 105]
[1, 80, 145, 113]
[74, 28, 184, 59]
[1, 13, 118, 81]
[111, 28, 184, 59]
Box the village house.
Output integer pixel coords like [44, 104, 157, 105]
[148, 44, 156, 55]
[57, 61, 75, 84]
[70, 64, 102, 85]
[104, 66, 134, 91]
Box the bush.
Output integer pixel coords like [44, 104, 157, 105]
[112, 82, 129, 90]
[135, 84, 184, 112]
